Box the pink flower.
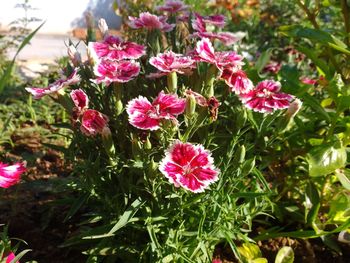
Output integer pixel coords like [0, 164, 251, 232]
[126, 91, 186, 130]
[195, 38, 244, 71]
[159, 140, 219, 193]
[80, 109, 109, 136]
[191, 13, 244, 46]
[192, 13, 226, 30]
[4, 252, 19, 263]
[212, 259, 222, 263]
[149, 51, 196, 75]
[263, 61, 282, 74]
[25, 68, 80, 99]
[70, 89, 89, 113]
[300, 76, 317, 85]
[214, 31, 245, 46]
[128, 12, 175, 32]
[156, 0, 188, 13]
[0, 162, 26, 189]
[88, 35, 146, 61]
[239, 80, 294, 113]
[220, 68, 253, 94]
[93, 59, 140, 85]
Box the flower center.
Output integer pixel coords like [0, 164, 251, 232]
[183, 164, 193, 175]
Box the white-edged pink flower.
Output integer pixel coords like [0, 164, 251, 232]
[192, 13, 226, 31]
[214, 31, 245, 46]
[128, 12, 175, 32]
[149, 51, 196, 75]
[159, 140, 219, 193]
[126, 91, 186, 130]
[156, 0, 188, 13]
[25, 68, 80, 99]
[70, 89, 89, 113]
[195, 38, 244, 71]
[239, 80, 294, 113]
[191, 13, 243, 46]
[263, 61, 282, 74]
[0, 162, 26, 188]
[93, 59, 140, 85]
[88, 35, 146, 61]
[80, 109, 109, 136]
[220, 68, 253, 94]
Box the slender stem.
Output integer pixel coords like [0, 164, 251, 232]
[341, 0, 350, 46]
[296, 0, 319, 29]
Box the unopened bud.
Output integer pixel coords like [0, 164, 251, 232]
[144, 137, 152, 150]
[98, 18, 109, 38]
[102, 126, 116, 157]
[185, 94, 196, 118]
[67, 45, 82, 66]
[131, 133, 142, 160]
[286, 99, 302, 119]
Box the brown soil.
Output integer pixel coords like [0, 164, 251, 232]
[0, 126, 86, 262]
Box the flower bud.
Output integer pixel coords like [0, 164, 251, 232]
[102, 127, 116, 158]
[185, 94, 196, 118]
[67, 45, 82, 66]
[286, 98, 302, 119]
[144, 136, 152, 150]
[98, 18, 109, 38]
[167, 72, 178, 93]
[131, 133, 142, 160]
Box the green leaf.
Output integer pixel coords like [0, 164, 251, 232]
[296, 46, 331, 77]
[336, 170, 350, 190]
[302, 93, 331, 123]
[275, 246, 294, 263]
[305, 183, 320, 225]
[0, 21, 45, 94]
[64, 193, 90, 222]
[107, 198, 144, 235]
[279, 25, 350, 55]
[307, 143, 347, 177]
[328, 193, 350, 223]
[237, 243, 262, 260]
[255, 48, 273, 73]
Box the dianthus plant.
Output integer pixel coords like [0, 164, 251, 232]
[26, 1, 300, 262]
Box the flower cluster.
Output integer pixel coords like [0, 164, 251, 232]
[88, 20, 144, 86]
[25, 0, 301, 195]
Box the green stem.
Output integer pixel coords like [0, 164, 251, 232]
[341, 0, 350, 46]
